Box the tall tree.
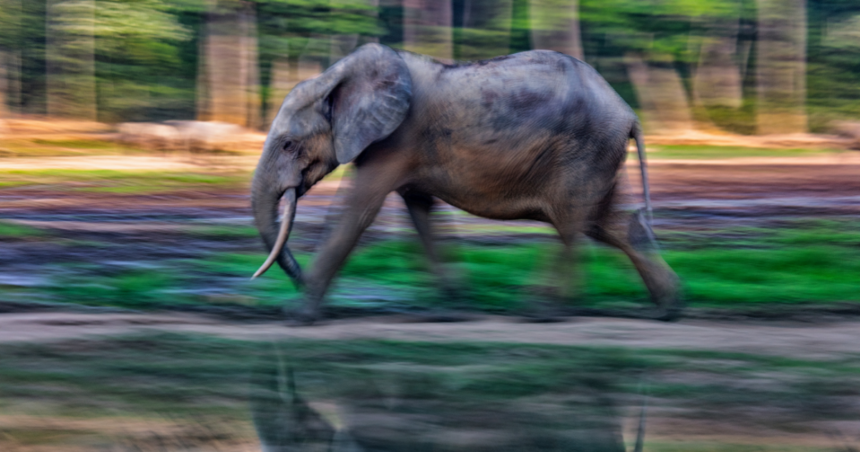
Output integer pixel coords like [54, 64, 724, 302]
[457, 0, 512, 60]
[530, 0, 583, 59]
[330, 0, 380, 62]
[267, 47, 323, 124]
[694, 16, 744, 109]
[756, 0, 807, 134]
[403, 0, 453, 61]
[0, 0, 14, 116]
[93, 0, 190, 122]
[46, 0, 97, 120]
[199, 0, 260, 127]
[0, 51, 8, 117]
[258, 0, 378, 126]
[626, 53, 693, 133]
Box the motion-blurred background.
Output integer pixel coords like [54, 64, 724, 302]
[1, 0, 859, 134]
[0, 0, 860, 134]
[2, 1, 860, 451]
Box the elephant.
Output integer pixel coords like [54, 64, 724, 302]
[250, 43, 681, 324]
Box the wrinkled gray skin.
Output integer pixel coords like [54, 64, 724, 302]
[250, 351, 646, 452]
[251, 43, 681, 324]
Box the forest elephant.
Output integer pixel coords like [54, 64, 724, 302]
[250, 43, 681, 324]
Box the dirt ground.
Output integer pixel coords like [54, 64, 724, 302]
[1, 311, 858, 360]
[2, 138, 860, 450]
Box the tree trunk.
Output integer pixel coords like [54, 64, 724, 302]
[241, 2, 261, 129]
[267, 56, 323, 126]
[196, 18, 211, 121]
[8, 51, 21, 115]
[45, 0, 97, 120]
[626, 54, 693, 134]
[403, 0, 453, 62]
[756, 0, 807, 134]
[330, 0, 379, 63]
[694, 18, 743, 109]
[530, 0, 583, 59]
[206, 5, 247, 125]
[267, 58, 290, 125]
[458, 0, 512, 60]
[200, 0, 260, 127]
[0, 51, 9, 117]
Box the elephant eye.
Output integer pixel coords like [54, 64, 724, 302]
[323, 95, 333, 123]
[283, 141, 293, 151]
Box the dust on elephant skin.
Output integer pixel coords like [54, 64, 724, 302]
[249, 43, 681, 324]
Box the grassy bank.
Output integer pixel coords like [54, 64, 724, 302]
[2, 218, 859, 312]
[640, 145, 841, 160]
[0, 169, 248, 192]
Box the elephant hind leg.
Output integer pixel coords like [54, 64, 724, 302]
[548, 210, 587, 305]
[585, 188, 683, 321]
[399, 189, 463, 305]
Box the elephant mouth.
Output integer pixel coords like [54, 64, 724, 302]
[251, 187, 301, 281]
[296, 183, 308, 198]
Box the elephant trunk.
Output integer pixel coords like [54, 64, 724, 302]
[250, 160, 303, 285]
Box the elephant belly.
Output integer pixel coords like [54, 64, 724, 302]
[440, 192, 553, 223]
[413, 141, 612, 224]
[418, 159, 560, 223]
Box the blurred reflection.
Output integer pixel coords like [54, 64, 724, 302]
[251, 343, 644, 452]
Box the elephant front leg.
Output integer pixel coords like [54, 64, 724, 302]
[290, 188, 389, 325]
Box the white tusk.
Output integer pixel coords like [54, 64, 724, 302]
[252, 189, 296, 280]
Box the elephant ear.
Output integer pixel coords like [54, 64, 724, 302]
[326, 44, 413, 164]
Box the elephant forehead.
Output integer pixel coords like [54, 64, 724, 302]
[271, 104, 327, 138]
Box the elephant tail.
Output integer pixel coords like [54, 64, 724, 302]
[631, 122, 652, 225]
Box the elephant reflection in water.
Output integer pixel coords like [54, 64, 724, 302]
[250, 43, 681, 324]
[250, 349, 646, 452]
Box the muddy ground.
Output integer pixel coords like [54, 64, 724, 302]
[2, 154, 860, 313]
[1, 312, 860, 452]
[2, 151, 860, 451]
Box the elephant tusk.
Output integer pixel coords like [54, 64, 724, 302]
[252, 189, 296, 280]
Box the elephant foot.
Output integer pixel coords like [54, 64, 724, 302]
[439, 286, 470, 309]
[653, 301, 683, 322]
[520, 299, 570, 323]
[651, 275, 684, 322]
[283, 306, 320, 327]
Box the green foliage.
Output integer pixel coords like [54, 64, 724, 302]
[12, 218, 859, 311]
[47, 267, 186, 308]
[0, 169, 246, 193]
[0, 221, 47, 238]
[4, 0, 860, 130]
[807, 3, 860, 131]
[639, 145, 837, 160]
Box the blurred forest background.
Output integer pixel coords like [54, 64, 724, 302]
[1, 0, 859, 135]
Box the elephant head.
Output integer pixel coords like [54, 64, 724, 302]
[250, 44, 413, 283]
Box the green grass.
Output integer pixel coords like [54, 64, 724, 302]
[188, 225, 260, 239]
[0, 220, 47, 238]
[0, 169, 247, 193]
[17, 219, 860, 311]
[47, 268, 186, 308]
[31, 138, 123, 150]
[635, 145, 839, 160]
[0, 138, 147, 157]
